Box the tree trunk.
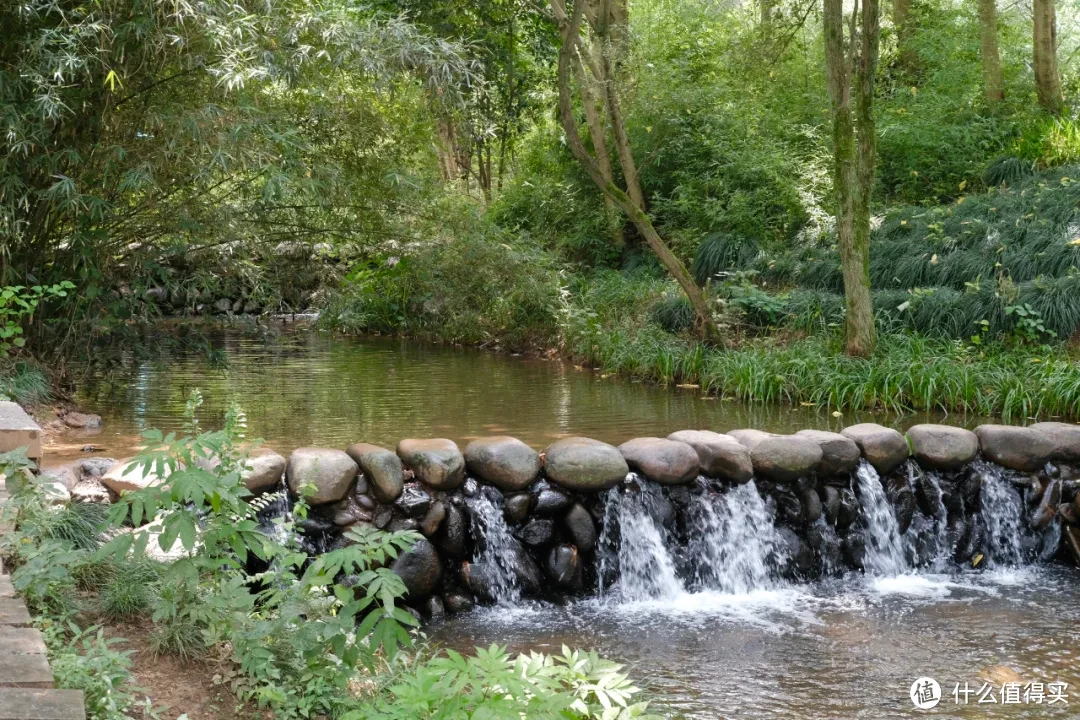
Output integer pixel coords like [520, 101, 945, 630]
[436, 117, 458, 183]
[892, 0, 916, 71]
[977, 0, 1004, 103]
[824, 0, 877, 357]
[574, 47, 625, 248]
[551, 0, 719, 342]
[1033, 0, 1063, 114]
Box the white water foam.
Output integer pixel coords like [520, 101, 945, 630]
[854, 460, 908, 577]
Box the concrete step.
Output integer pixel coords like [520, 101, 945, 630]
[0, 651, 52, 689]
[0, 577, 13, 599]
[0, 600, 31, 628]
[0, 690, 85, 720]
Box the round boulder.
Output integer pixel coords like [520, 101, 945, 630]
[841, 423, 909, 474]
[102, 458, 173, 495]
[794, 430, 860, 476]
[543, 437, 628, 492]
[346, 443, 405, 502]
[1028, 422, 1080, 462]
[242, 450, 287, 493]
[396, 439, 465, 490]
[285, 448, 358, 506]
[750, 436, 823, 483]
[906, 424, 978, 470]
[974, 425, 1055, 472]
[667, 430, 753, 483]
[618, 437, 699, 485]
[390, 537, 443, 599]
[727, 429, 777, 450]
[463, 436, 541, 491]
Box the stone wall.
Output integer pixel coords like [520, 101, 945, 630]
[47, 422, 1080, 618]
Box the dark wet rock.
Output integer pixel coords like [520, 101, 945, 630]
[354, 475, 369, 496]
[801, 488, 823, 525]
[389, 518, 420, 533]
[947, 516, 969, 560]
[842, 532, 866, 570]
[806, 521, 842, 573]
[346, 443, 405, 503]
[1032, 479, 1061, 530]
[464, 436, 541, 491]
[885, 472, 917, 535]
[545, 544, 583, 588]
[959, 467, 983, 509]
[913, 466, 944, 517]
[956, 516, 984, 562]
[533, 484, 572, 515]
[795, 430, 861, 477]
[1028, 422, 1080, 462]
[355, 494, 375, 511]
[564, 503, 597, 552]
[395, 483, 433, 518]
[837, 489, 859, 530]
[443, 592, 474, 614]
[543, 437, 629, 492]
[777, 526, 814, 578]
[426, 595, 446, 620]
[297, 516, 335, 535]
[421, 501, 447, 537]
[437, 503, 467, 557]
[478, 485, 504, 506]
[727, 429, 777, 450]
[397, 438, 465, 490]
[774, 490, 803, 525]
[518, 518, 554, 546]
[667, 430, 753, 483]
[1058, 502, 1077, 526]
[841, 424, 909, 474]
[750, 436, 823, 483]
[504, 493, 532, 524]
[906, 424, 979, 470]
[464, 543, 541, 600]
[374, 507, 392, 529]
[462, 477, 479, 497]
[618, 437, 700, 485]
[1064, 526, 1080, 565]
[819, 486, 841, 525]
[327, 495, 370, 526]
[391, 537, 443, 599]
[286, 448, 358, 505]
[974, 425, 1054, 472]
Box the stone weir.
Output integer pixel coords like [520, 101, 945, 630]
[54, 422, 1080, 617]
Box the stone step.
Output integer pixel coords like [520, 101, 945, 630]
[0, 651, 52, 688]
[0, 628, 47, 656]
[0, 577, 13, 599]
[0, 600, 31, 628]
[0, 690, 85, 720]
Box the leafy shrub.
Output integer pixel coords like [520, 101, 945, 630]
[649, 295, 695, 334]
[692, 234, 761, 285]
[45, 622, 151, 720]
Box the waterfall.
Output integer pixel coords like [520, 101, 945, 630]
[976, 461, 1026, 566]
[688, 481, 784, 594]
[854, 460, 908, 576]
[902, 465, 951, 570]
[597, 478, 685, 602]
[468, 493, 523, 604]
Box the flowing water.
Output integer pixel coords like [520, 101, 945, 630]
[54, 323, 1080, 717]
[467, 493, 524, 604]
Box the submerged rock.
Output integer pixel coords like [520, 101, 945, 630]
[750, 436, 823, 483]
[974, 425, 1054, 472]
[395, 483, 433, 517]
[464, 436, 541, 491]
[545, 544, 583, 588]
[396, 438, 465, 490]
[885, 472, 916, 535]
[819, 485, 841, 526]
[346, 443, 405, 502]
[1028, 422, 1080, 463]
[837, 489, 859, 530]
[543, 437, 628, 492]
[906, 424, 979, 470]
[391, 537, 443, 599]
[443, 592, 475, 614]
[437, 503, 467, 558]
[286, 448, 358, 505]
[842, 532, 866, 570]
[618, 437, 699, 485]
[795, 430, 861, 477]
[667, 430, 753, 483]
[841, 424, 909, 474]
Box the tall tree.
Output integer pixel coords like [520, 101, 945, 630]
[1033, 0, 1063, 113]
[824, 0, 879, 356]
[550, 0, 719, 341]
[892, 0, 914, 69]
[977, 0, 1005, 102]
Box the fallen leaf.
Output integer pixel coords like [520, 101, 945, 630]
[831, 410, 843, 418]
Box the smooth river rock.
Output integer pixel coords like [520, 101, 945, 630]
[390, 537, 443, 599]
[543, 437, 629, 492]
[750, 436, 823, 483]
[242, 450, 287, 493]
[974, 425, 1054, 472]
[102, 458, 173, 495]
[618, 437, 699, 485]
[463, 436, 541, 491]
[841, 423, 909, 474]
[564, 503, 597, 552]
[667, 430, 753, 483]
[727, 429, 777, 450]
[286, 448, 358, 505]
[1028, 422, 1080, 462]
[346, 442, 405, 502]
[396, 438, 465, 490]
[906, 424, 979, 470]
[794, 430, 860, 476]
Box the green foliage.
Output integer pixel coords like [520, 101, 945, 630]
[44, 622, 152, 720]
[649, 295, 695, 334]
[344, 645, 660, 720]
[0, 282, 74, 355]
